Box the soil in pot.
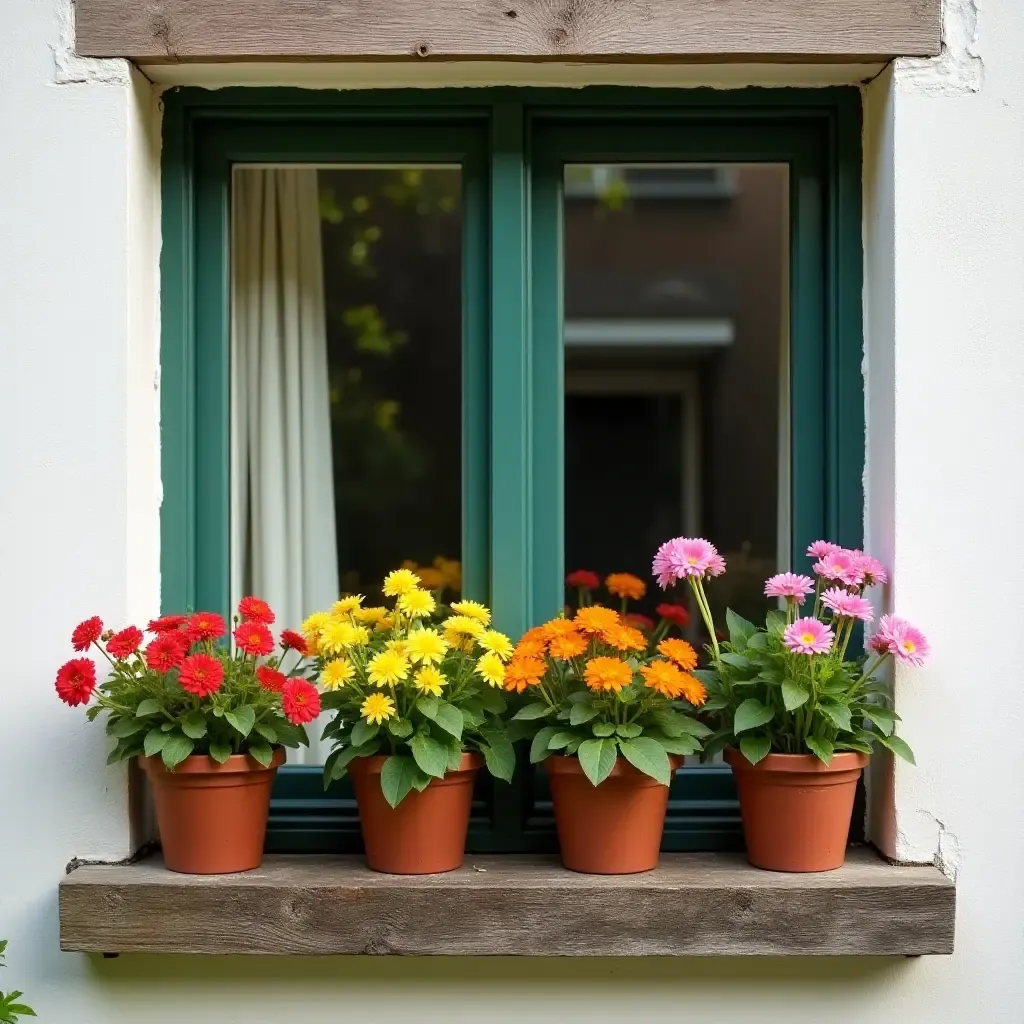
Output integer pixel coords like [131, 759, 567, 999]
[349, 752, 482, 874]
[545, 754, 682, 874]
[724, 748, 868, 872]
[140, 748, 286, 874]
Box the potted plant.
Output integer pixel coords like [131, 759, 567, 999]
[507, 580, 709, 874]
[310, 569, 514, 874]
[0, 941, 34, 1022]
[54, 598, 318, 874]
[653, 536, 928, 872]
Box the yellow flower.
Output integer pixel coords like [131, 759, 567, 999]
[406, 628, 448, 665]
[385, 638, 409, 658]
[361, 692, 396, 725]
[413, 665, 445, 697]
[382, 568, 420, 597]
[479, 629, 514, 662]
[474, 650, 506, 688]
[449, 600, 490, 625]
[320, 619, 370, 655]
[444, 615, 486, 639]
[332, 595, 364, 616]
[445, 631, 476, 653]
[354, 605, 388, 624]
[398, 588, 436, 618]
[414, 567, 445, 590]
[321, 658, 355, 690]
[367, 649, 410, 687]
[374, 616, 395, 632]
[301, 611, 331, 655]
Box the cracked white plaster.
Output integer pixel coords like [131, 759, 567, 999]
[52, 0, 130, 86]
[896, 810, 961, 881]
[896, 0, 984, 96]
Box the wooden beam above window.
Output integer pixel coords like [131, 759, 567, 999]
[75, 0, 941, 63]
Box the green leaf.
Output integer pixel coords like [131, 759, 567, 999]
[863, 707, 898, 737]
[877, 732, 916, 764]
[254, 721, 278, 743]
[180, 710, 208, 740]
[224, 705, 256, 739]
[819, 702, 853, 733]
[726, 608, 757, 646]
[781, 680, 810, 711]
[350, 718, 379, 747]
[591, 721, 615, 738]
[577, 738, 618, 786]
[765, 609, 787, 634]
[547, 731, 576, 750]
[650, 732, 699, 757]
[415, 695, 439, 719]
[143, 728, 168, 757]
[409, 763, 435, 792]
[209, 741, 232, 764]
[481, 734, 515, 782]
[323, 741, 378, 787]
[805, 735, 834, 765]
[478, 688, 507, 714]
[161, 732, 194, 769]
[720, 652, 756, 672]
[835, 739, 874, 755]
[111, 717, 148, 739]
[135, 698, 163, 718]
[739, 733, 771, 765]
[615, 722, 642, 739]
[530, 726, 558, 763]
[410, 732, 448, 778]
[248, 741, 274, 768]
[568, 702, 599, 726]
[653, 710, 711, 739]
[445, 741, 464, 772]
[431, 701, 464, 741]
[380, 755, 418, 807]
[618, 737, 672, 785]
[513, 702, 553, 721]
[387, 717, 413, 739]
[734, 698, 774, 735]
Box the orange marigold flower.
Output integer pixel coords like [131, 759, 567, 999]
[600, 623, 647, 652]
[514, 636, 548, 660]
[640, 659, 687, 698]
[583, 656, 633, 693]
[542, 617, 580, 641]
[575, 605, 620, 634]
[678, 672, 708, 707]
[657, 637, 699, 671]
[504, 656, 547, 693]
[605, 573, 646, 601]
[548, 629, 587, 659]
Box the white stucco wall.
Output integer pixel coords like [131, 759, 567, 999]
[2, 0, 1023, 1019]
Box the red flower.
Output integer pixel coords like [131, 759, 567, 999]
[624, 613, 655, 632]
[71, 616, 103, 652]
[566, 570, 600, 590]
[55, 658, 97, 706]
[145, 633, 188, 673]
[186, 612, 227, 644]
[238, 596, 275, 625]
[656, 603, 691, 629]
[178, 653, 224, 697]
[279, 629, 308, 655]
[256, 665, 287, 693]
[147, 614, 188, 634]
[281, 678, 321, 725]
[106, 626, 144, 660]
[234, 622, 274, 657]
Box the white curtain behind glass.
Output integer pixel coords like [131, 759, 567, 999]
[231, 168, 338, 763]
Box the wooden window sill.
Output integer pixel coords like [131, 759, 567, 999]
[59, 847, 953, 956]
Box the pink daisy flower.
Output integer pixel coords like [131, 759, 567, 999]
[782, 617, 834, 656]
[872, 614, 929, 667]
[707, 553, 727, 577]
[652, 537, 722, 588]
[764, 572, 815, 601]
[820, 587, 874, 622]
[812, 549, 865, 588]
[806, 540, 841, 560]
[855, 553, 888, 586]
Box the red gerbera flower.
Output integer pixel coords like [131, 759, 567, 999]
[624, 613, 655, 632]
[256, 665, 287, 693]
[234, 621, 274, 657]
[71, 616, 103, 652]
[238, 596, 276, 625]
[55, 658, 97, 706]
[178, 653, 224, 698]
[145, 633, 188, 673]
[281, 678, 321, 725]
[106, 626, 144, 660]
[656, 602, 691, 629]
[566, 570, 600, 590]
[186, 612, 227, 644]
[147, 614, 188, 634]
[279, 629, 308, 655]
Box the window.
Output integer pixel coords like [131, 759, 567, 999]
[161, 88, 863, 853]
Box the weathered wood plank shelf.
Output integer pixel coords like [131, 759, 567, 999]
[60, 848, 953, 956]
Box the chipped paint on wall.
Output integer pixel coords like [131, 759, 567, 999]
[52, 0, 130, 85]
[896, 0, 984, 95]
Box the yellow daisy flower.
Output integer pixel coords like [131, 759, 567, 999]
[367, 649, 409, 688]
[449, 600, 490, 625]
[413, 665, 445, 697]
[354, 605, 388, 624]
[321, 658, 355, 690]
[385, 638, 409, 658]
[320, 620, 371, 655]
[445, 631, 476, 653]
[405, 628, 448, 665]
[301, 611, 331, 655]
[374, 616, 396, 632]
[474, 650, 506, 688]
[478, 629, 514, 662]
[443, 615, 486, 639]
[332, 595, 364, 616]
[382, 568, 420, 597]
[398, 588, 436, 618]
[361, 692, 396, 725]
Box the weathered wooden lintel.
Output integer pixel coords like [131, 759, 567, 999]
[75, 0, 941, 64]
[59, 849, 954, 956]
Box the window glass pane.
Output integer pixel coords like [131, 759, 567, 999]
[563, 163, 788, 631]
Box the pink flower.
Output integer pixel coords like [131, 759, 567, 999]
[807, 540, 841, 560]
[652, 537, 724, 588]
[821, 587, 874, 622]
[871, 614, 929, 667]
[764, 572, 815, 601]
[782, 617, 834, 656]
[813, 549, 865, 587]
[855, 553, 888, 586]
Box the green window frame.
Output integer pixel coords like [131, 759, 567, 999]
[161, 86, 863, 853]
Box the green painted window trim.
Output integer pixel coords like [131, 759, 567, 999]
[161, 86, 864, 853]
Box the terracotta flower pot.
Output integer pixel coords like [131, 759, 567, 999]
[724, 748, 868, 872]
[545, 754, 682, 874]
[140, 748, 286, 874]
[349, 753, 482, 874]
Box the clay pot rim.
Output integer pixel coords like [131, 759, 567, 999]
[544, 753, 684, 779]
[723, 747, 868, 773]
[348, 752, 483, 776]
[139, 748, 287, 775]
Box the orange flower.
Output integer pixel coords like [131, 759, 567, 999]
[657, 637, 698, 671]
[605, 573, 646, 601]
[640, 659, 687, 698]
[600, 623, 647, 652]
[677, 672, 707, 707]
[575, 605, 620, 634]
[542, 617, 578, 641]
[548, 629, 587, 659]
[514, 637, 547, 660]
[583, 656, 633, 693]
[504, 656, 547, 693]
